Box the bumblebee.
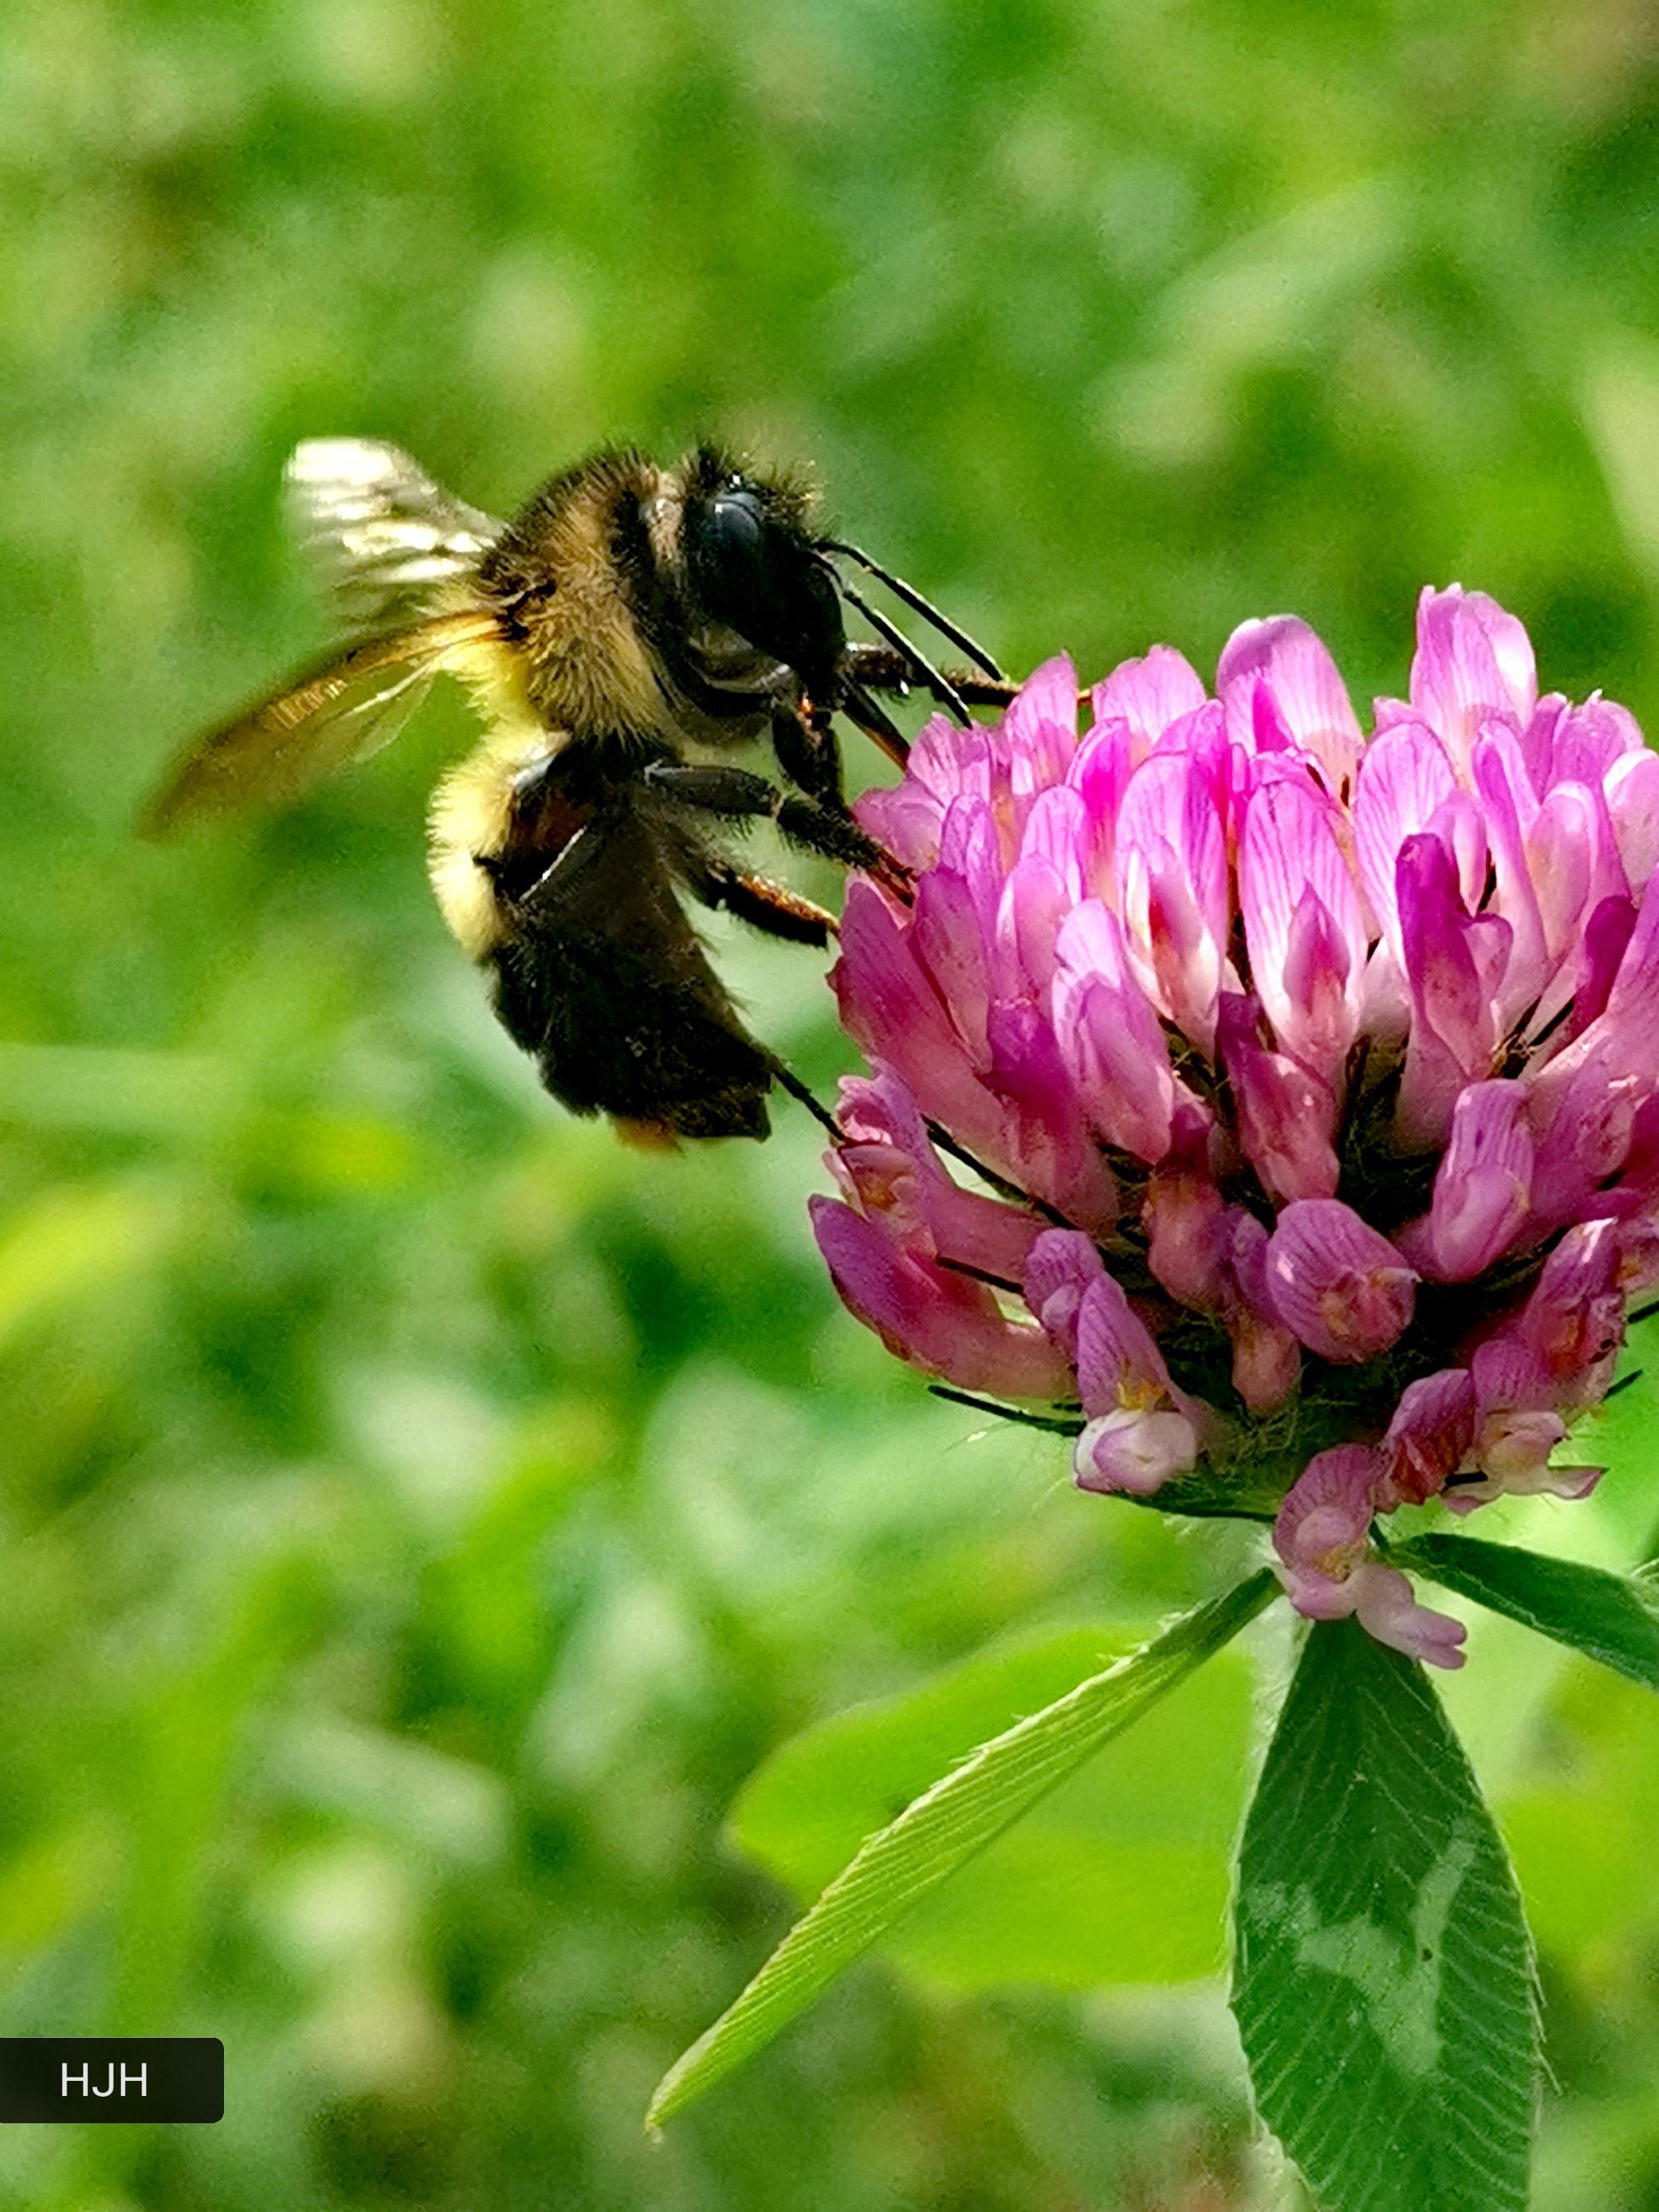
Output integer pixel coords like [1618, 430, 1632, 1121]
[144, 439, 1010, 1140]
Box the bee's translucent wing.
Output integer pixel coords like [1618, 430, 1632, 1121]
[141, 610, 501, 836]
[284, 439, 503, 631]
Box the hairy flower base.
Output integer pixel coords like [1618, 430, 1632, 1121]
[814, 589, 1659, 1668]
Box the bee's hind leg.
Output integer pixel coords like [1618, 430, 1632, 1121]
[688, 853, 838, 947]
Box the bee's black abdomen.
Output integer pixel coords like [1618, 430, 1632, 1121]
[488, 927, 773, 1141]
[645, 1083, 772, 1142]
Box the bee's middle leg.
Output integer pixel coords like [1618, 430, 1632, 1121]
[643, 762, 886, 874]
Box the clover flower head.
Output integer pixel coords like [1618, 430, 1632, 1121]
[812, 589, 1659, 1666]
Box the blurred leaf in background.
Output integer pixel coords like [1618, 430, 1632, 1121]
[730, 1624, 1258, 1992]
[2, 0, 1659, 2205]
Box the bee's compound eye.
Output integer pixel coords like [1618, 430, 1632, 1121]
[703, 488, 766, 558]
[684, 479, 846, 686]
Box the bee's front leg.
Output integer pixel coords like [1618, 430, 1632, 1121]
[769, 696, 844, 808]
[841, 642, 1020, 711]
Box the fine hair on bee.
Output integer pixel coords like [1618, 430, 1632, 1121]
[144, 437, 1013, 1143]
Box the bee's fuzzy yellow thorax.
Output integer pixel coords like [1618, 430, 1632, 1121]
[485, 455, 674, 741]
[427, 722, 565, 961]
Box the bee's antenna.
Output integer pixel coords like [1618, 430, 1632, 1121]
[818, 539, 1005, 681]
[770, 1058, 841, 1137]
[826, 566, 972, 728]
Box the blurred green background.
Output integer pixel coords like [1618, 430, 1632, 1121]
[5, 0, 1659, 2205]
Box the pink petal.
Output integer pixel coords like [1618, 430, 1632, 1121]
[1264, 1201, 1418, 1363]
[1351, 1563, 1467, 1670]
[835, 1071, 1048, 1284]
[1380, 1369, 1477, 1505]
[1218, 615, 1364, 795]
[1090, 644, 1206, 757]
[1005, 655, 1080, 815]
[1445, 1459, 1600, 1513]
[1143, 1158, 1227, 1310]
[810, 1196, 1070, 1398]
[1073, 1271, 1176, 1417]
[1593, 866, 1659, 1079]
[1066, 718, 1134, 896]
[1239, 773, 1365, 1078]
[1548, 693, 1646, 789]
[1526, 783, 1624, 979]
[1410, 585, 1537, 766]
[1394, 832, 1511, 1145]
[1273, 1443, 1380, 1586]
[1352, 718, 1458, 963]
[1050, 900, 1189, 1164]
[911, 866, 994, 1063]
[1475, 1409, 1569, 1486]
[1569, 898, 1639, 1053]
[834, 879, 1002, 1156]
[1447, 1340, 1584, 1507]
[1520, 693, 1567, 795]
[1528, 1049, 1637, 1226]
[997, 853, 1073, 999]
[1469, 1334, 1555, 1414]
[1073, 1407, 1199, 1495]
[983, 1000, 1120, 1235]
[1470, 728, 1549, 1018]
[1616, 1207, 1659, 1291]
[1023, 1228, 1106, 1364]
[1513, 1218, 1624, 1402]
[1217, 994, 1340, 1205]
[938, 793, 1007, 924]
[854, 712, 995, 870]
[1115, 751, 1230, 1054]
[1056, 975, 1177, 1162]
[1604, 746, 1659, 893]
[1219, 1212, 1301, 1412]
[1418, 1081, 1533, 1279]
[1272, 1447, 1466, 1666]
[1017, 784, 1088, 896]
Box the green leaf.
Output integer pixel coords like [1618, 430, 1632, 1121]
[649, 1567, 1279, 2128]
[1388, 1530, 1659, 1691]
[1233, 1617, 1538, 2212]
[732, 1623, 1255, 1990]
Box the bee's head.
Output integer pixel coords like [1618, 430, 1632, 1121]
[677, 448, 846, 695]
